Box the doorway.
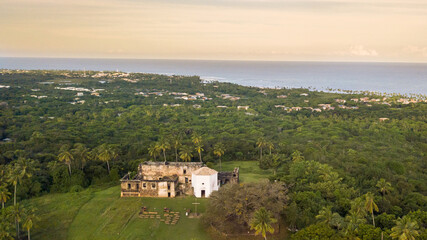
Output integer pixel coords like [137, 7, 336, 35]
[201, 190, 205, 198]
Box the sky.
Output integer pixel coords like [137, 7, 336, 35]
[1, 0, 427, 62]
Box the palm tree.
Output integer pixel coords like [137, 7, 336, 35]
[158, 139, 170, 162]
[171, 134, 182, 162]
[316, 206, 334, 225]
[250, 207, 277, 240]
[109, 146, 118, 166]
[179, 146, 193, 162]
[191, 133, 202, 146]
[195, 143, 204, 162]
[7, 170, 19, 206]
[192, 134, 204, 162]
[390, 216, 419, 240]
[291, 150, 304, 162]
[57, 150, 74, 175]
[11, 204, 24, 239]
[23, 208, 39, 240]
[350, 197, 367, 219]
[376, 178, 393, 197]
[364, 192, 379, 227]
[256, 137, 267, 161]
[344, 212, 366, 237]
[8, 159, 33, 206]
[266, 142, 274, 155]
[72, 143, 91, 170]
[148, 143, 161, 161]
[0, 184, 11, 208]
[97, 144, 114, 174]
[213, 143, 225, 171]
[316, 206, 343, 229]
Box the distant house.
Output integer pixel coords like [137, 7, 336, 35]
[379, 118, 390, 122]
[360, 97, 370, 102]
[237, 106, 249, 110]
[277, 95, 287, 99]
[300, 93, 309, 96]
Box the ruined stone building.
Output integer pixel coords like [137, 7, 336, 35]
[120, 161, 239, 198]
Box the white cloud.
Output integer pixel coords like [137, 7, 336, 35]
[348, 45, 379, 56]
[332, 45, 379, 57]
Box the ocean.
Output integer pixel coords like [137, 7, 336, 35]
[1, 57, 426, 95]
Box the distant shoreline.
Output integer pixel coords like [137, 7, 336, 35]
[1, 57, 427, 95]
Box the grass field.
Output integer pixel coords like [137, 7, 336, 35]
[213, 160, 272, 183]
[24, 186, 209, 240]
[22, 161, 278, 240]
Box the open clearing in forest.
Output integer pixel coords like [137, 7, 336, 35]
[214, 160, 272, 183]
[23, 161, 279, 240]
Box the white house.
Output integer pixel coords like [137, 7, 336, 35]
[192, 167, 219, 198]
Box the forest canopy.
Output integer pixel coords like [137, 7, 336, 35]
[0, 69, 426, 239]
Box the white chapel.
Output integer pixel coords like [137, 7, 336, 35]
[191, 167, 219, 198]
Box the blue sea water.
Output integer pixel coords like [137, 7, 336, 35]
[1, 57, 426, 95]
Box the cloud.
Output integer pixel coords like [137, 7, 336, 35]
[348, 45, 379, 56]
[332, 45, 379, 57]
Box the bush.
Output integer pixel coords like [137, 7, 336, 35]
[109, 168, 120, 181]
[69, 185, 84, 193]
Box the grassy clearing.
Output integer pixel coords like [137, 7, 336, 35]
[22, 161, 276, 240]
[214, 160, 272, 183]
[23, 185, 209, 240]
[68, 186, 209, 240]
[22, 188, 96, 240]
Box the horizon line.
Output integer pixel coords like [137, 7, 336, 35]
[1, 56, 426, 65]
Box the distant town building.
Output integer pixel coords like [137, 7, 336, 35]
[237, 106, 249, 110]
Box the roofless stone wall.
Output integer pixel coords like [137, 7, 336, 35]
[138, 162, 204, 185]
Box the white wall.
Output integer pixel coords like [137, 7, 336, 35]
[192, 173, 218, 198]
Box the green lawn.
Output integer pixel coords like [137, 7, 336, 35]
[213, 160, 272, 183]
[68, 186, 209, 240]
[22, 161, 276, 240]
[23, 188, 96, 240]
[24, 185, 209, 240]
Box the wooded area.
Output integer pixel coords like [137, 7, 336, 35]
[0, 70, 426, 239]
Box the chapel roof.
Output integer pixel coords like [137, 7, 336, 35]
[193, 167, 218, 176]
